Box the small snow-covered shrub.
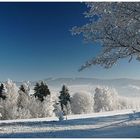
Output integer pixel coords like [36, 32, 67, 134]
[118, 96, 129, 110]
[71, 92, 94, 114]
[54, 102, 64, 121]
[94, 87, 119, 112]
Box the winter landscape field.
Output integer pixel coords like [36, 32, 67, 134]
[1, 1, 140, 138]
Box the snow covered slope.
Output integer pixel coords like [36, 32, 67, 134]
[0, 109, 140, 138]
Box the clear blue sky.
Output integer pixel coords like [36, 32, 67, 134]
[0, 2, 140, 81]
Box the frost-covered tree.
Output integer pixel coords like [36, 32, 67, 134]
[17, 83, 30, 109]
[34, 81, 50, 102]
[0, 79, 19, 120]
[27, 95, 55, 118]
[40, 95, 55, 117]
[0, 80, 31, 120]
[94, 87, 119, 112]
[71, 92, 94, 114]
[28, 96, 42, 118]
[15, 82, 32, 119]
[71, 2, 140, 70]
[59, 85, 71, 116]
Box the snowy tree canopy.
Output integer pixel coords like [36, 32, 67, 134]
[94, 87, 119, 112]
[0, 79, 19, 120]
[71, 2, 140, 70]
[34, 81, 50, 102]
[71, 92, 94, 114]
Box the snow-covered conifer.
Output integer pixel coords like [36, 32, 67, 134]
[0, 83, 6, 100]
[59, 85, 71, 116]
[34, 81, 50, 102]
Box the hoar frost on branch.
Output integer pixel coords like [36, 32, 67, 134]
[71, 2, 140, 71]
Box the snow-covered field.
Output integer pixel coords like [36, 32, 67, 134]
[0, 109, 140, 138]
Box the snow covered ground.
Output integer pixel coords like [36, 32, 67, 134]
[0, 109, 140, 138]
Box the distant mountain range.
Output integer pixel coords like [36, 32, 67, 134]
[43, 78, 140, 97]
[12, 78, 140, 97]
[42, 77, 140, 87]
[14, 77, 140, 87]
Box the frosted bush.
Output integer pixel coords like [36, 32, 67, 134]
[71, 92, 94, 114]
[94, 87, 119, 112]
[94, 86, 140, 112]
[118, 96, 140, 110]
[54, 102, 64, 121]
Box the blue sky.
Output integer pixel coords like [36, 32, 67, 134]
[0, 2, 140, 81]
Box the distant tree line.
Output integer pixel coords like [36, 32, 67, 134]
[0, 79, 139, 120]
